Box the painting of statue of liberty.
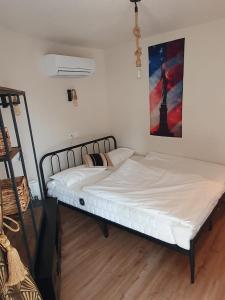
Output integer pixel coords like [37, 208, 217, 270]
[149, 38, 185, 138]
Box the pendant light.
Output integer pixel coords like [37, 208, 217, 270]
[130, 0, 142, 79]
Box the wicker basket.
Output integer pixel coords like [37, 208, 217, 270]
[0, 127, 12, 156]
[1, 176, 30, 216]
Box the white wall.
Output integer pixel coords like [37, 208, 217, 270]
[2, 17, 225, 182]
[106, 18, 225, 164]
[0, 26, 111, 179]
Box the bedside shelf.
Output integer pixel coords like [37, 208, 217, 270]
[0, 147, 20, 161]
[0, 86, 25, 97]
[0, 87, 47, 298]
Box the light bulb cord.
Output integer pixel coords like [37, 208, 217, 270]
[133, 3, 142, 69]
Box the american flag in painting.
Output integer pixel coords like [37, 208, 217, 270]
[149, 38, 185, 138]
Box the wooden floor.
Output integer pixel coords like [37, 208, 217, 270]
[60, 203, 225, 300]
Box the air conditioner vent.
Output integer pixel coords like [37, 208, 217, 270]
[43, 54, 96, 77]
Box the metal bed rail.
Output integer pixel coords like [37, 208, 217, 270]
[39, 135, 117, 197]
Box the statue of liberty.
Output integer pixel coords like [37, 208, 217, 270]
[155, 63, 174, 137]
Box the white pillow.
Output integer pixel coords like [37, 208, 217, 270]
[106, 147, 135, 167]
[50, 165, 106, 187]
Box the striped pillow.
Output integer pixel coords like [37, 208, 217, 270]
[84, 153, 108, 167]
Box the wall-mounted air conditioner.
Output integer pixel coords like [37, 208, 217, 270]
[43, 54, 96, 77]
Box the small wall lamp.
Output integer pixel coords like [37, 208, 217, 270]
[67, 89, 78, 107]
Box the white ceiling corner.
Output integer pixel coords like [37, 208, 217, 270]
[0, 0, 224, 48]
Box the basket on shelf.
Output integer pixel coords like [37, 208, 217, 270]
[1, 176, 30, 216]
[0, 127, 12, 156]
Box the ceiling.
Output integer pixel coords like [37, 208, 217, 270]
[0, 0, 225, 48]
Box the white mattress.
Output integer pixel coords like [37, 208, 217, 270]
[47, 153, 225, 250]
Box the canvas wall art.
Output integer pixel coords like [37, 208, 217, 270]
[148, 38, 185, 138]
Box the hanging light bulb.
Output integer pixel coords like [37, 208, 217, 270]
[130, 0, 142, 79]
[137, 66, 141, 79]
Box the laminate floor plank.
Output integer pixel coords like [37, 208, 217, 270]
[60, 203, 225, 300]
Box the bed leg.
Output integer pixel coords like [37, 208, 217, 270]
[99, 221, 109, 238]
[189, 239, 195, 284]
[208, 218, 213, 231]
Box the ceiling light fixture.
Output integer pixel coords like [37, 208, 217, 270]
[130, 0, 142, 79]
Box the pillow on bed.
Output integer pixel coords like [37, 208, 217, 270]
[84, 153, 108, 167]
[49, 165, 106, 187]
[105, 147, 135, 167]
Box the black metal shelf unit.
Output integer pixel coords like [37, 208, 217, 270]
[0, 86, 44, 275]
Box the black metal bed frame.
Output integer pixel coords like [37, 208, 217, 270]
[40, 135, 220, 284]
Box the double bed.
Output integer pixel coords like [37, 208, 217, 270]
[40, 136, 225, 283]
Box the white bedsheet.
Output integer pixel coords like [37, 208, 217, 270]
[145, 152, 225, 184]
[84, 159, 224, 227]
[48, 153, 225, 250]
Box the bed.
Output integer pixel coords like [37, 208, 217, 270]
[40, 136, 225, 283]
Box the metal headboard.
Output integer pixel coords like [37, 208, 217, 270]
[39, 136, 117, 197]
